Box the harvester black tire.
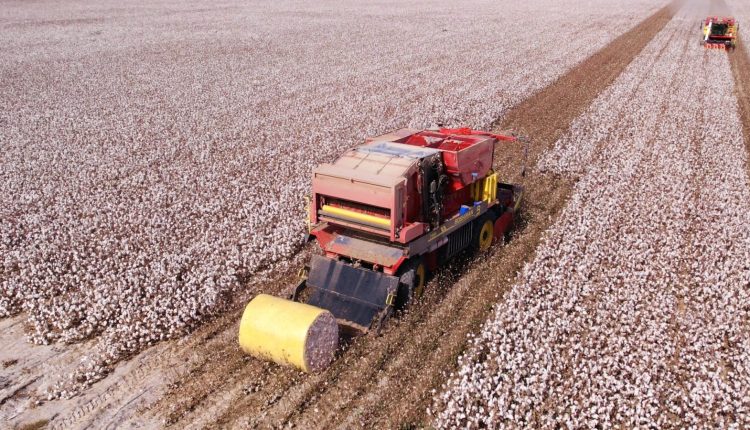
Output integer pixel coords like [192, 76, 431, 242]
[396, 257, 428, 308]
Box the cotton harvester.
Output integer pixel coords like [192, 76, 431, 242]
[701, 16, 739, 50]
[238, 127, 524, 372]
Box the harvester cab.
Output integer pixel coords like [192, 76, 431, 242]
[238, 128, 524, 372]
[702, 16, 738, 50]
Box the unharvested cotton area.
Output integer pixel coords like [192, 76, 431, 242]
[434, 13, 750, 428]
[0, 0, 665, 397]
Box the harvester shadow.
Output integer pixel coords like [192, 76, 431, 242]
[324, 251, 487, 360]
[384, 201, 530, 335]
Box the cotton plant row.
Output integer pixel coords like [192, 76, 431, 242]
[0, 0, 664, 396]
[434, 16, 750, 428]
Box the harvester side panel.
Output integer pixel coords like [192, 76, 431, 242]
[443, 221, 474, 261]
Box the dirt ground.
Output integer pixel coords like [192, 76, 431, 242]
[729, 36, 750, 167]
[8, 0, 750, 428]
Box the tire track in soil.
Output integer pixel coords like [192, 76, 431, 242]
[728, 37, 750, 167]
[146, 2, 682, 428]
[6, 254, 309, 430]
[715, 0, 750, 177]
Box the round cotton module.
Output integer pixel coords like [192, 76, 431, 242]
[238, 294, 339, 372]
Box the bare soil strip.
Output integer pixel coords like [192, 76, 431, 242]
[137, 3, 681, 429]
[728, 37, 750, 163]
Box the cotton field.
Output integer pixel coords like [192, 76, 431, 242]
[434, 10, 750, 429]
[3, 0, 750, 428]
[0, 0, 663, 397]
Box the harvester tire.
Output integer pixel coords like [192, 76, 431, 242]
[396, 257, 427, 307]
[473, 216, 495, 252]
[412, 260, 427, 299]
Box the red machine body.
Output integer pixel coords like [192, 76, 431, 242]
[308, 128, 522, 277]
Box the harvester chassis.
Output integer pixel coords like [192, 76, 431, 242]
[290, 181, 523, 336]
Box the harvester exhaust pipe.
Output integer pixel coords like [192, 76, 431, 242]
[238, 294, 339, 372]
[520, 135, 530, 178]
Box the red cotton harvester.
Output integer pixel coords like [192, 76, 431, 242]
[701, 16, 739, 50]
[237, 127, 525, 372]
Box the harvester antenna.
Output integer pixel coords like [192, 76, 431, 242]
[519, 135, 530, 179]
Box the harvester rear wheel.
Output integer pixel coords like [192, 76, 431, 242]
[396, 257, 427, 307]
[413, 260, 427, 299]
[474, 216, 495, 252]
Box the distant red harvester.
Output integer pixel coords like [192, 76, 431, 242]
[701, 16, 739, 50]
